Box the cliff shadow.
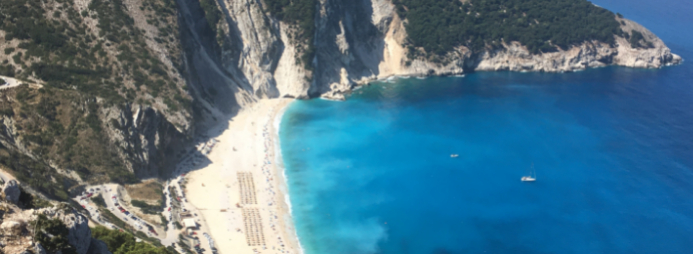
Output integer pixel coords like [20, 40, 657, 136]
[312, 0, 385, 96]
[177, 0, 250, 114]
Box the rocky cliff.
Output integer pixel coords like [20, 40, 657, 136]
[470, 18, 682, 72]
[198, 0, 680, 101]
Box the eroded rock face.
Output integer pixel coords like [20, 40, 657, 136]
[3, 180, 20, 204]
[61, 212, 91, 254]
[470, 18, 681, 72]
[298, 0, 680, 100]
[38, 207, 93, 254]
[101, 104, 188, 178]
[183, 0, 681, 103]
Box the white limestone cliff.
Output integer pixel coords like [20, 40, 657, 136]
[206, 0, 680, 101]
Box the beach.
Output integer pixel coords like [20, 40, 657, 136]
[185, 98, 301, 254]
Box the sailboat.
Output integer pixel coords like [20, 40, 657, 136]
[521, 163, 536, 182]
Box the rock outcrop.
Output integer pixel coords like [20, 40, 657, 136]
[53, 209, 92, 254]
[469, 18, 682, 72]
[101, 103, 188, 178]
[2, 180, 20, 205]
[0, 202, 112, 254]
[34, 243, 47, 254]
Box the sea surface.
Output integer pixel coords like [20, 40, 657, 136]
[279, 0, 693, 253]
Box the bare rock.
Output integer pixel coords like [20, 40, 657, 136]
[3, 180, 20, 204]
[0, 220, 24, 234]
[38, 207, 94, 254]
[35, 243, 48, 254]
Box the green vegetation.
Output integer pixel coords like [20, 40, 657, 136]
[0, 140, 70, 200]
[92, 194, 107, 207]
[33, 214, 78, 254]
[392, 0, 624, 55]
[100, 208, 131, 230]
[159, 214, 169, 231]
[0, 0, 189, 206]
[18, 187, 52, 208]
[131, 199, 162, 214]
[199, 0, 222, 34]
[0, 0, 188, 106]
[0, 64, 14, 77]
[628, 30, 653, 48]
[92, 226, 174, 254]
[0, 85, 138, 185]
[264, 0, 317, 68]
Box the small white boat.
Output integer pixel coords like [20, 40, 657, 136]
[521, 163, 537, 182]
[521, 176, 536, 182]
[450, 154, 459, 158]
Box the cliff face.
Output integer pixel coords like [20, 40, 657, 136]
[470, 18, 682, 72]
[201, 0, 680, 101]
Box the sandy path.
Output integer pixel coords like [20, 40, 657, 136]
[185, 99, 301, 254]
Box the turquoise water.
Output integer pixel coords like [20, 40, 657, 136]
[279, 1, 693, 253]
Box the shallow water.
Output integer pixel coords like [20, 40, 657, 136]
[279, 0, 693, 253]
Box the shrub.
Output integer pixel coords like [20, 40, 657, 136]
[131, 199, 162, 214]
[92, 194, 107, 207]
[34, 214, 78, 254]
[92, 226, 174, 253]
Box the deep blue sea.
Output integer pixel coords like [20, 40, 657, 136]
[279, 0, 693, 253]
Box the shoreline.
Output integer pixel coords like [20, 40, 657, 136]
[185, 98, 302, 254]
[272, 102, 304, 254]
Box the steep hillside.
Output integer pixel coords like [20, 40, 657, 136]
[0, 0, 192, 199]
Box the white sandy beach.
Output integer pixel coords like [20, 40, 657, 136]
[185, 99, 301, 254]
